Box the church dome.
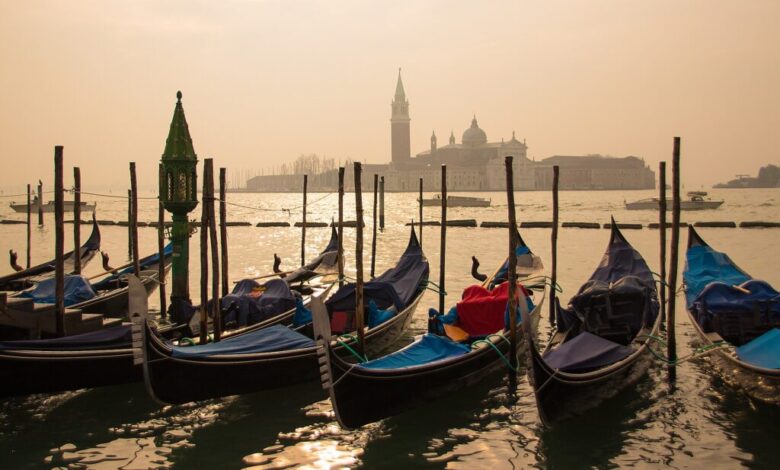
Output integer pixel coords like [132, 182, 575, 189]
[462, 116, 487, 145]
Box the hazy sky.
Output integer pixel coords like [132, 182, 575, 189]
[0, 0, 778, 191]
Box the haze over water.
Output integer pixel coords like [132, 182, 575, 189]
[0, 189, 778, 468]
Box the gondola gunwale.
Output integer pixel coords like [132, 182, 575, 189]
[528, 222, 662, 424]
[684, 226, 780, 378]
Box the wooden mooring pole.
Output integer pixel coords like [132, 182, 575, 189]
[26, 183, 31, 269]
[659, 161, 667, 325]
[338, 167, 345, 288]
[207, 160, 221, 342]
[127, 189, 133, 260]
[379, 176, 385, 231]
[73, 167, 82, 274]
[54, 146, 65, 337]
[419, 177, 423, 248]
[439, 165, 447, 316]
[301, 174, 308, 266]
[550, 165, 559, 326]
[199, 160, 210, 344]
[157, 166, 167, 319]
[219, 168, 229, 299]
[37, 180, 43, 226]
[353, 162, 366, 357]
[130, 163, 140, 275]
[505, 156, 519, 368]
[667, 138, 681, 373]
[371, 174, 378, 278]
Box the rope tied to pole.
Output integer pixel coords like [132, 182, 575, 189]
[335, 333, 368, 363]
[639, 334, 730, 365]
[470, 333, 519, 373]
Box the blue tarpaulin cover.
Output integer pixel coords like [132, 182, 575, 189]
[0, 325, 131, 351]
[542, 331, 632, 372]
[293, 298, 312, 327]
[221, 279, 297, 327]
[691, 280, 780, 328]
[367, 300, 395, 328]
[684, 244, 750, 308]
[359, 333, 471, 370]
[19, 275, 97, 306]
[327, 228, 428, 313]
[92, 243, 173, 291]
[170, 324, 314, 358]
[736, 328, 780, 369]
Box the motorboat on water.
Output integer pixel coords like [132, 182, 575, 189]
[420, 194, 491, 207]
[9, 195, 96, 213]
[625, 192, 723, 211]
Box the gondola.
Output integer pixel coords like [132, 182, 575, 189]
[528, 221, 661, 425]
[134, 226, 428, 405]
[315, 230, 546, 429]
[11, 244, 172, 318]
[0, 216, 101, 291]
[0, 231, 339, 398]
[683, 226, 780, 404]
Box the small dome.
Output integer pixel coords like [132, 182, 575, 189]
[462, 116, 487, 145]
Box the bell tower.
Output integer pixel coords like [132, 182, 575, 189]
[391, 68, 411, 167]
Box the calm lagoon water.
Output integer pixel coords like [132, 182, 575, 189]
[0, 188, 778, 469]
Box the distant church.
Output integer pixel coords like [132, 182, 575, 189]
[246, 70, 654, 192]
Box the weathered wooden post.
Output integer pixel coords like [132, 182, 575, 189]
[26, 183, 31, 268]
[301, 174, 308, 266]
[199, 160, 210, 344]
[219, 168, 228, 299]
[127, 189, 133, 260]
[379, 176, 385, 231]
[667, 138, 681, 371]
[130, 163, 140, 275]
[550, 165, 559, 326]
[37, 180, 43, 226]
[353, 162, 366, 356]
[206, 159, 221, 342]
[54, 146, 65, 337]
[419, 177, 423, 248]
[338, 167, 345, 288]
[659, 161, 667, 325]
[73, 167, 82, 274]
[505, 156, 519, 368]
[157, 166, 167, 319]
[439, 165, 447, 316]
[371, 174, 378, 278]
[159, 91, 199, 325]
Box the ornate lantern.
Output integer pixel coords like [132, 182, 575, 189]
[160, 91, 199, 320]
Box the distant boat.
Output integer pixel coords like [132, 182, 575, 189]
[9, 195, 96, 213]
[625, 192, 723, 211]
[419, 194, 491, 207]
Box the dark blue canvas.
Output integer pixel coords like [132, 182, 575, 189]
[0, 325, 131, 351]
[221, 279, 297, 327]
[736, 328, 780, 369]
[19, 275, 97, 306]
[691, 280, 780, 328]
[359, 333, 470, 370]
[542, 331, 632, 372]
[327, 228, 428, 313]
[170, 324, 314, 358]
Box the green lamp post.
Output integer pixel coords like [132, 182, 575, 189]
[160, 91, 198, 320]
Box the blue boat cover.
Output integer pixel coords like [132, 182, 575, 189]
[327, 228, 428, 313]
[221, 278, 297, 327]
[736, 328, 780, 369]
[684, 244, 750, 308]
[691, 280, 780, 327]
[491, 245, 531, 288]
[92, 243, 173, 290]
[293, 298, 312, 327]
[359, 333, 471, 370]
[367, 299, 395, 328]
[542, 331, 632, 372]
[0, 325, 131, 351]
[19, 275, 97, 306]
[556, 227, 659, 332]
[170, 324, 314, 358]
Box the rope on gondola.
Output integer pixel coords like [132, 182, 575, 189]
[335, 333, 367, 363]
[471, 334, 519, 373]
[420, 280, 447, 296]
[640, 334, 729, 365]
[521, 275, 563, 293]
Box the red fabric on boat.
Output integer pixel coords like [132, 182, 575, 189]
[456, 282, 530, 336]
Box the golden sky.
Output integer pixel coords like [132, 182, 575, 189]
[0, 0, 778, 190]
